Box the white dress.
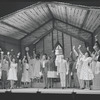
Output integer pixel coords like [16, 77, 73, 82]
[0, 63, 2, 79]
[7, 62, 17, 81]
[21, 63, 30, 82]
[80, 57, 94, 80]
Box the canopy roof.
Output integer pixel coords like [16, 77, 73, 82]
[0, 2, 100, 46]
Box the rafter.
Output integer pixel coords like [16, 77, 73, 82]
[20, 18, 53, 41]
[54, 18, 93, 35]
[46, 3, 54, 18]
[55, 27, 89, 44]
[1, 21, 29, 35]
[78, 10, 90, 34]
[24, 28, 54, 47]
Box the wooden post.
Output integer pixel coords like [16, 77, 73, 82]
[43, 37, 45, 54]
[70, 36, 73, 60]
[52, 30, 54, 50]
[62, 32, 65, 55]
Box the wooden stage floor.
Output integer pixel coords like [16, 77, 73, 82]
[0, 88, 100, 94]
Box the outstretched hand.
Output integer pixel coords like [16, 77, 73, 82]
[95, 35, 98, 41]
[87, 47, 89, 51]
[7, 52, 10, 55]
[73, 46, 75, 50]
[78, 45, 81, 49]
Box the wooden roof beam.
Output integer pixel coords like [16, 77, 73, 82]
[1, 21, 29, 35]
[23, 28, 54, 47]
[78, 10, 90, 35]
[20, 18, 53, 41]
[54, 18, 93, 35]
[55, 27, 89, 44]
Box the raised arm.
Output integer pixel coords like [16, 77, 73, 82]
[7, 52, 11, 63]
[86, 47, 92, 55]
[73, 46, 78, 57]
[1, 51, 4, 67]
[26, 51, 30, 62]
[22, 56, 26, 65]
[78, 45, 84, 56]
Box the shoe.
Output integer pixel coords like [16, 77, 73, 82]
[44, 87, 47, 89]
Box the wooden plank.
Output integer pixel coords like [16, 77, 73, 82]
[38, 5, 50, 21]
[55, 27, 89, 44]
[52, 31, 54, 50]
[20, 18, 52, 41]
[78, 10, 90, 34]
[58, 5, 63, 21]
[55, 18, 93, 35]
[30, 9, 43, 24]
[90, 11, 100, 31]
[24, 11, 40, 27]
[36, 6, 47, 23]
[45, 3, 54, 18]
[24, 28, 54, 46]
[34, 7, 45, 24]
[62, 32, 65, 55]
[85, 10, 96, 30]
[1, 21, 29, 35]
[4, 18, 28, 31]
[43, 37, 45, 54]
[88, 10, 98, 31]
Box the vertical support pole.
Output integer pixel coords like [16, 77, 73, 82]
[19, 40, 22, 58]
[70, 36, 73, 60]
[62, 32, 65, 56]
[57, 30, 59, 42]
[52, 31, 54, 50]
[43, 37, 45, 54]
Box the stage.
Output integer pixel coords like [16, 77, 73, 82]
[0, 88, 100, 94]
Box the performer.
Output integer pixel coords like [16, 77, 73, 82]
[0, 60, 2, 80]
[68, 52, 74, 88]
[58, 55, 68, 89]
[74, 45, 85, 89]
[16, 53, 23, 88]
[33, 54, 41, 83]
[26, 51, 34, 88]
[7, 52, 18, 89]
[41, 54, 48, 89]
[79, 45, 94, 90]
[66, 57, 70, 88]
[47, 56, 55, 88]
[1, 51, 9, 89]
[72, 47, 80, 88]
[21, 56, 30, 88]
[92, 35, 100, 90]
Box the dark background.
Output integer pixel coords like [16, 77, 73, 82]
[0, 0, 100, 18]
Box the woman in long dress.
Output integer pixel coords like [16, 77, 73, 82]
[21, 56, 30, 88]
[92, 35, 100, 90]
[73, 45, 84, 89]
[33, 54, 41, 82]
[26, 51, 34, 87]
[79, 46, 94, 90]
[7, 54, 17, 89]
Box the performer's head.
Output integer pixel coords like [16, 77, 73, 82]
[42, 54, 47, 60]
[85, 51, 91, 57]
[48, 56, 51, 60]
[61, 55, 64, 59]
[93, 41, 100, 52]
[36, 53, 40, 60]
[12, 58, 16, 63]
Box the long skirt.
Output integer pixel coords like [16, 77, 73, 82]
[93, 62, 100, 90]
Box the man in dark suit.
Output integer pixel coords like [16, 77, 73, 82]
[41, 54, 49, 89]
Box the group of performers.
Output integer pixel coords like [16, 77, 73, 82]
[0, 35, 100, 90]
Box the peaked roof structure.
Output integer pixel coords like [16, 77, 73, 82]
[0, 2, 100, 46]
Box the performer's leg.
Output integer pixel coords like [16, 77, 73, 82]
[63, 73, 66, 88]
[86, 80, 89, 89]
